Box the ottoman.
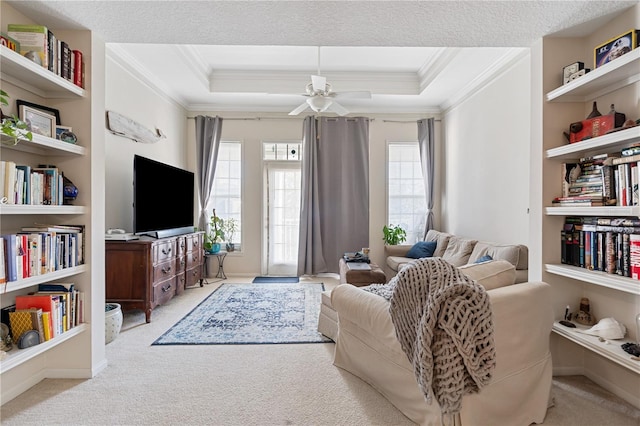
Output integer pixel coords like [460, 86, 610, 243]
[317, 289, 338, 341]
[338, 258, 387, 286]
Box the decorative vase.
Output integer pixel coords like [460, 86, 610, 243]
[226, 242, 235, 252]
[210, 242, 221, 254]
[105, 303, 123, 344]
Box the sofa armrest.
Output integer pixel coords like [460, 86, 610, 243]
[487, 281, 553, 380]
[384, 244, 412, 258]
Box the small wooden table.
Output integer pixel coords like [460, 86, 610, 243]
[338, 258, 387, 286]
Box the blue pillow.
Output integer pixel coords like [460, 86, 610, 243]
[406, 241, 437, 259]
[475, 254, 493, 263]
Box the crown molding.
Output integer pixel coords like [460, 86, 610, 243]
[106, 44, 188, 110]
[441, 48, 529, 112]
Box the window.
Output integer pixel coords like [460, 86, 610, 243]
[263, 142, 301, 161]
[210, 141, 242, 249]
[387, 142, 427, 244]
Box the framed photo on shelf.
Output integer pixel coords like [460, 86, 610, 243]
[15, 99, 61, 125]
[56, 125, 72, 139]
[19, 105, 55, 138]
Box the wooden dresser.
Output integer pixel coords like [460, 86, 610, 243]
[106, 231, 204, 322]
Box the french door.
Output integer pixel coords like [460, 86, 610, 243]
[263, 162, 301, 276]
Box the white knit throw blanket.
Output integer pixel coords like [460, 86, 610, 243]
[388, 257, 496, 417]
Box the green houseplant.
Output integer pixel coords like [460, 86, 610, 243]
[0, 90, 32, 146]
[204, 209, 225, 253]
[222, 218, 238, 252]
[382, 224, 407, 245]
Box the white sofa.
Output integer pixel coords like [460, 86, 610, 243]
[330, 233, 554, 426]
[385, 230, 529, 284]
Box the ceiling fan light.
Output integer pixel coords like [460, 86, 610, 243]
[307, 96, 332, 112]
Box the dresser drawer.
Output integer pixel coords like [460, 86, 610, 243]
[185, 266, 202, 288]
[176, 236, 187, 256]
[176, 255, 187, 274]
[154, 258, 176, 282]
[186, 249, 202, 269]
[186, 234, 202, 253]
[153, 240, 176, 263]
[153, 276, 176, 305]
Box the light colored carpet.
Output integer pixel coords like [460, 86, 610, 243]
[1, 276, 639, 425]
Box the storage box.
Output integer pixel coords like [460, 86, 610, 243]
[594, 29, 639, 68]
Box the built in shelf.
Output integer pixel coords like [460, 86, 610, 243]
[0, 45, 85, 98]
[1, 133, 85, 156]
[546, 49, 640, 102]
[552, 321, 640, 374]
[545, 127, 640, 161]
[545, 205, 640, 217]
[545, 263, 640, 295]
[0, 324, 88, 374]
[0, 204, 86, 215]
[1, 265, 88, 294]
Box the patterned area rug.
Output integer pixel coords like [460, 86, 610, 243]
[152, 283, 331, 345]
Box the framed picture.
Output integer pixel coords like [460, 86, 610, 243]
[19, 105, 56, 138]
[56, 125, 72, 139]
[15, 99, 61, 126]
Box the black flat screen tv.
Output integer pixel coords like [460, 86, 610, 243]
[133, 155, 195, 238]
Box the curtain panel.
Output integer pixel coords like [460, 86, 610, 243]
[418, 117, 435, 237]
[194, 115, 223, 232]
[297, 116, 370, 275]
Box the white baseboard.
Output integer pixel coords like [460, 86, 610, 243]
[1, 370, 45, 406]
[584, 371, 640, 409]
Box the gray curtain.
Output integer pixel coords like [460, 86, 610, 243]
[297, 116, 370, 275]
[418, 118, 435, 238]
[194, 115, 223, 232]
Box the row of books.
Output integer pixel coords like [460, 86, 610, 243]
[1, 161, 66, 206]
[555, 152, 640, 207]
[7, 24, 84, 88]
[561, 217, 640, 279]
[0, 225, 85, 283]
[3, 283, 84, 343]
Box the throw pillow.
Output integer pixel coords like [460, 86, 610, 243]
[458, 260, 516, 291]
[475, 254, 493, 263]
[406, 241, 437, 259]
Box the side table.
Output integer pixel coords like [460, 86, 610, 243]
[204, 251, 228, 284]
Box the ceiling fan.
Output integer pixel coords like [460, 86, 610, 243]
[288, 48, 372, 116]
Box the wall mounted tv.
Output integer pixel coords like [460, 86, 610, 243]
[133, 155, 195, 238]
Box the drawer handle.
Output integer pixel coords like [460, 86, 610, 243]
[162, 266, 172, 274]
[192, 270, 198, 276]
[162, 283, 172, 292]
[180, 242, 185, 249]
[193, 240, 199, 246]
[180, 259, 186, 266]
[180, 277, 185, 283]
[162, 247, 172, 255]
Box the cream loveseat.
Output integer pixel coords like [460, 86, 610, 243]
[330, 232, 554, 426]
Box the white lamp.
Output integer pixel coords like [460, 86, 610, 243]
[307, 96, 332, 112]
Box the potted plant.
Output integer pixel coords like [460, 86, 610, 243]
[205, 209, 225, 253]
[382, 224, 407, 245]
[222, 218, 238, 252]
[0, 90, 32, 146]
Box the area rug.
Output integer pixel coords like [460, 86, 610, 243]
[152, 283, 330, 345]
[252, 276, 299, 283]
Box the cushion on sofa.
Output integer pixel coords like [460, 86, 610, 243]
[442, 236, 477, 266]
[425, 230, 452, 258]
[458, 259, 516, 291]
[469, 242, 527, 270]
[406, 241, 437, 259]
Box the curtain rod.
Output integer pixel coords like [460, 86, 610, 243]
[186, 116, 440, 122]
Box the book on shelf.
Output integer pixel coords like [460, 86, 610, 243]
[630, 234, 640, 279]
[7, 24, 49, 70]
[0, 237, 6, 285]
[15, 294, 59, 338]
[8, 309, 35, 342]
[552, 196, 604, 206]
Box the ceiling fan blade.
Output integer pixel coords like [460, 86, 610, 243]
[327, 101, 349, 116]
[288, 102, 309, 116]
[333, 91, 372, 100]
[311, 75, 326, 92]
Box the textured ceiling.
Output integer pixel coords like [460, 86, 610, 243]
[6, 1, 637, 114]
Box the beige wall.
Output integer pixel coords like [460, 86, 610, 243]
[442, 53, 531, 246]
[104, 52, 188, 232]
